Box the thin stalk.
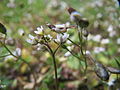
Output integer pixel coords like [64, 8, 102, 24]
[84, 37, 88, 74]
[0, 54, 10, 58]
[44, 43, 58, 90]
[77, 26, 88, 73]
[0, 41, 37, 89]
[52, 53, 58, 90]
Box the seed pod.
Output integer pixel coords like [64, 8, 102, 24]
[86, 54, 109, 81]
[68, 7, 89, 28]
[78, 18, 89, 28]
[94, 62, 109, 81]
[107, 67, 120, 74]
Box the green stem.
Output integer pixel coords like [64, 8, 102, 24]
[77, 27, 88, 73]
[45, 43, 58, 90]
[52, 53, 58, 90]
[0, 54, 10, 58]
[0, 41, 37, 89]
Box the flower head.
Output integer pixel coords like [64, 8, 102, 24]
[101, 39, 110, 44]
[26, 34, 37, 45]
[47, 23, 67, 33]
[55, 33, 69, 43]
[34, 26, 44, 35]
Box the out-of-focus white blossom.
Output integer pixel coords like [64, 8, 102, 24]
[34, 26, 44, 35]
[26, 34, 37, 44]
[92, 34, 102, 42]
[44, 34, 52, 39]
[85, 50, 91, 55]
[64, 51, 71, 57]
[87, 34, 93, 41]
[47, 0, 67, 11]
[118, 48, 120, 53]
[55, 33, 69, 43]
[18, 28, 25, 36]
[101, 39, 110, 44]
[28, 0, 34, 4]
[7, 0, 16, 8]
[4, 55, 15, 61]
[91, 0, 103, 7]
[107, 25, 116, 37]
[66, 40, 72, 45]
[15, 48, 22, 56]
[67, 46, 74, 51]
[117, 38, 120, 45]
[107, 25, 113, 32]
[107, 79, 116, 86]
[109, 31, 116, 37]
[94, 47, 105, 54]
[65, 22, 70, 27]
[36, 43, 44, 51]
[96, 13, 103, 19]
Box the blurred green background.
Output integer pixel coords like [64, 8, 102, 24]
[0, 0, 120, 89]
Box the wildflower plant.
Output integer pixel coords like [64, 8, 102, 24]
[0, 5, 120, 90]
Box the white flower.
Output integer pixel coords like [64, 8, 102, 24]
[18, 28, 25, 36]
[85, 50, 91, 55]
[101, 39, 110, 44]
[107, 79, 116, 86]
[44, 34, 53, 41]
[117, 38, 120, 45]
[64, 51, 71, 57]
[65, 22, 70, 27]
[96, 13, 103, 19]
[94, 47, 105, 54]
[26, 34, 37, 44]
[87, 34, 93, 41]
[55, 33, 69, 43]
[92, 34, 102, 42]
[34, 26, 44, 35]
[66, 40, 72, 45]
[67, 46, 74, 51]
[36, 43, 44, 51]
[15, 48, 21, 56]
[109, 31, 116, 37]
[54, 24, 67, 33]
[107, 25, 113, 32]
[118, 48, 120, 53]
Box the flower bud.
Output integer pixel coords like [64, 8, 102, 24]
[94, 62, 109, 81]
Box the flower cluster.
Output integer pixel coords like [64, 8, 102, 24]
[27, 23, 70, 51]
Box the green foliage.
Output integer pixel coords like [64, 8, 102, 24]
[0, 23, 7, 35]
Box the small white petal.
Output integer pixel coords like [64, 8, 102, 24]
[64, 51, 71, 57]
[92, 34, 102, 42]
[101, 39, 110, 44]
[15, 48, 21, 56]
[117, 38, 120, 45]
[29, 34, 35, 39]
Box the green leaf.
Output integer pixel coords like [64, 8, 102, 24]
[0, 23, 7, 35]
[114, 58, 120, 68]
